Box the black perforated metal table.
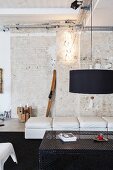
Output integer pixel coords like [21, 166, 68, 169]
[39, 131, 113, 170]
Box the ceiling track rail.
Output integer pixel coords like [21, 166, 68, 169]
[84, 26, 113, 31]
[1, 25, 113, 32]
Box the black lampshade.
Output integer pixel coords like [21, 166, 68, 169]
[69, 69, 113, 94]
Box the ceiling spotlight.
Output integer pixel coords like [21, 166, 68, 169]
[16, 24, 20, 30]
[2, 27, 9, 32]
[16, 27, 19, 30]
[71, 0, 83, 10]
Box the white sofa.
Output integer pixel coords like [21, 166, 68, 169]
[25, 117, 52, 139]
[102, 117, 113, 131]
[53, 117, 79, 131]
[78, 116, 107, 131]
[25, 116, 110, 139]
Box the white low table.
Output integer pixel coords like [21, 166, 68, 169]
[0, 143, 17, 170]
[0, 119, 25, 132]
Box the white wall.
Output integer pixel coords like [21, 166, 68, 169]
[1, 28, 112, 118]
[0, 31, 11, 113]
[10, 28, 80, 117]
[80, 31, 113, 116]
[55, 29, 80, 116]
[11, 30, 56, 117]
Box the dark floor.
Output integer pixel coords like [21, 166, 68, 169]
[0, 132, 113, 170]
[0, 132, 41, 170]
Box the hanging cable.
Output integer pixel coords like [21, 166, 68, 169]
[91, 0, 93, 63]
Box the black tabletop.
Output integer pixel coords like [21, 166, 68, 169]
[39, 131, 113, 153]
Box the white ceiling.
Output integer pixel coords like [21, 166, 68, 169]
[92, 0, 113, 26]
[0, 0, 74, 8]
[0, 0, 80, 26]
[0, 0, 113, 27]
[87, 0, 113, 26]
[0, 8, 80, 26]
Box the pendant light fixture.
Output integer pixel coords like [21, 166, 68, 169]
[69, 0, 113, 94]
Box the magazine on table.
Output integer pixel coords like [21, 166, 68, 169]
[58, 132, 77, 142]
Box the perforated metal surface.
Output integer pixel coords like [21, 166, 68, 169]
[39, 131, 113, 170]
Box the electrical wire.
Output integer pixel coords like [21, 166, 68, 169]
[91, 0, 93, 63]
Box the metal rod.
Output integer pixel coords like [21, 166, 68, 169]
[84, 26, 113, 31]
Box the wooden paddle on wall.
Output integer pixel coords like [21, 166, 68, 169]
[46, 70, 56, 117]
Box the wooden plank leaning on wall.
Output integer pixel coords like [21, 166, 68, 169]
[46, 70, 56, 117]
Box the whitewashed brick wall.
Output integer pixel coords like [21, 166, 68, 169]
[80, 31, 113, 116]
[10, 29, 113, 117]
[55, 29, 80, 116]
[11, 29, 56, 117]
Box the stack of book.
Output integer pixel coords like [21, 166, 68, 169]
[58, 133, 77, 142]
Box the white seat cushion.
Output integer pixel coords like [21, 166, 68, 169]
[53, 117, 79, 130]
[25, 117, 52, 129]
[78, 116, 107, 128]
[102, 117, 113, 129]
